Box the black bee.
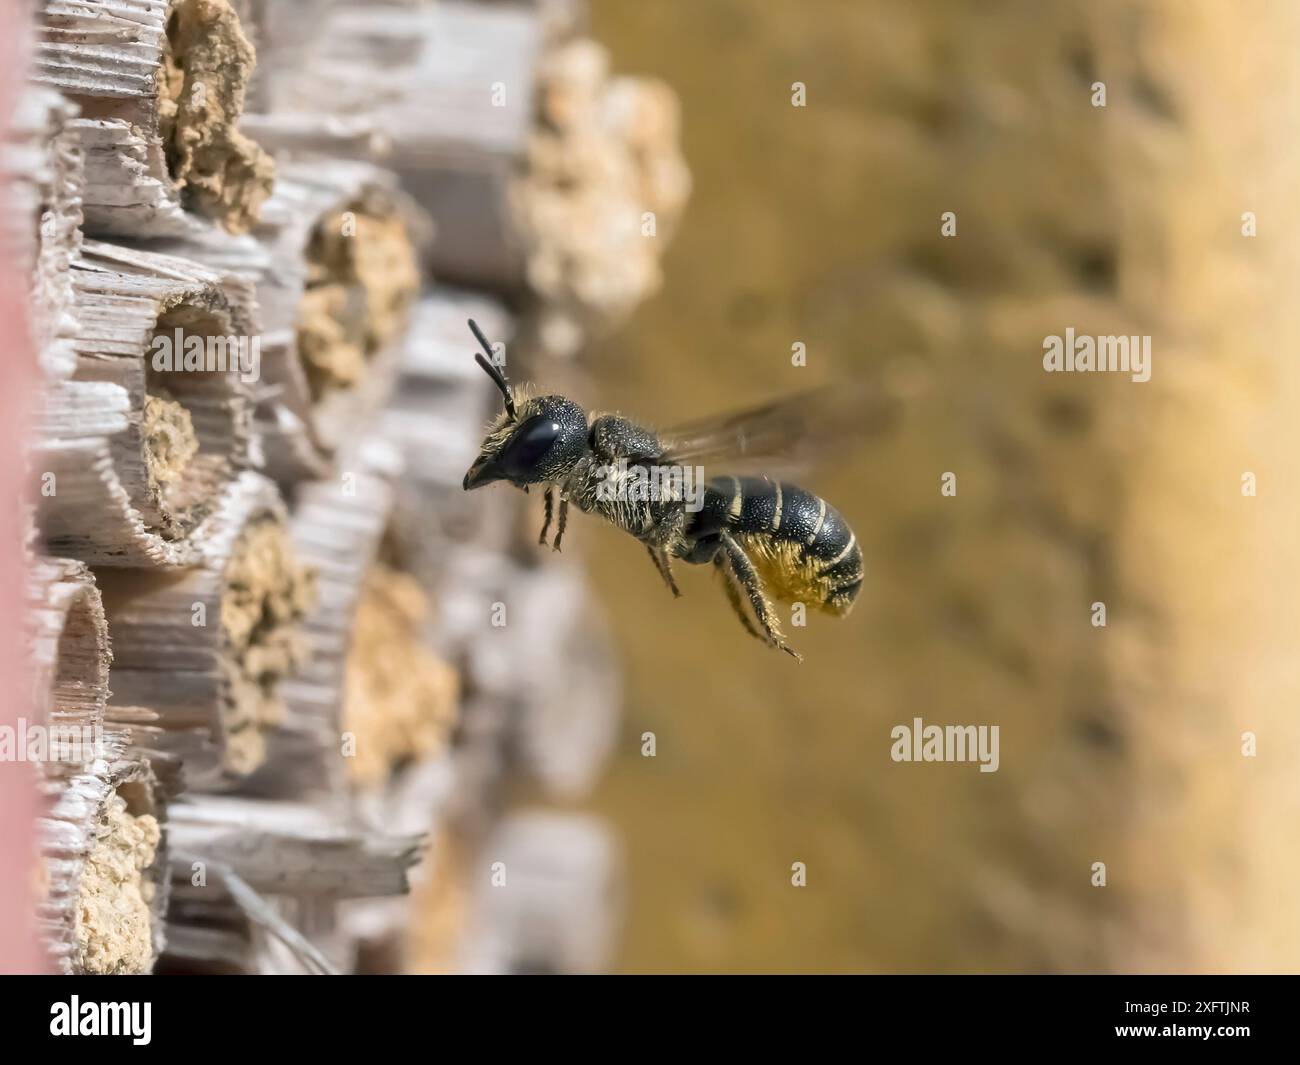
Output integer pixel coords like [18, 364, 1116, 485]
[461, 321, 893, 660]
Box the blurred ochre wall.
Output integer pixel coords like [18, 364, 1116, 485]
[585, 0, 1300, 973]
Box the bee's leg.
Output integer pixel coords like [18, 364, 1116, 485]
[713, 554, 764, 641]
[553, 496, 569, 552]
[539, 487, 554, 546]
[718, 531, 802, 661]
[646, 544, 682, 598]
[659, 549, 682, 598]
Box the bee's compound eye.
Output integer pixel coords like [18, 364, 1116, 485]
[499, 415, 561, 478]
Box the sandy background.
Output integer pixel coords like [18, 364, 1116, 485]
[580, 0, 1300, 973]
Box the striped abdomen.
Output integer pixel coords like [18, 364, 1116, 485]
[690, 475, 862, 615]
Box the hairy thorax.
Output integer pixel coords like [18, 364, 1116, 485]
[562, 456, 686, 548]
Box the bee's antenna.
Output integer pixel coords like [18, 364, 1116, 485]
[468, 318, 516, 419]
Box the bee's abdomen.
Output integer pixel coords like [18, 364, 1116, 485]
[703, 476, 862, 615]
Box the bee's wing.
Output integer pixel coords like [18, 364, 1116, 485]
[655, 382, 900, 480]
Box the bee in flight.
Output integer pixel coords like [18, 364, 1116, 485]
[461, 321, 893, 660]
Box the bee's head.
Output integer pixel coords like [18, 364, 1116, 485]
[462, 320, 588, 491]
